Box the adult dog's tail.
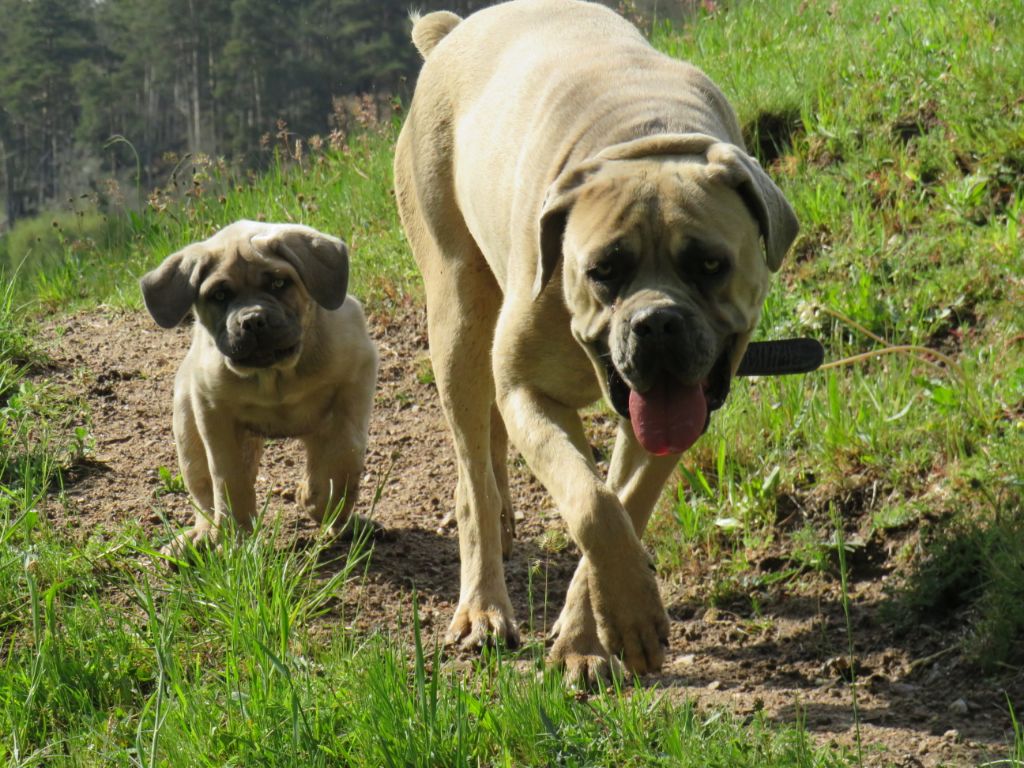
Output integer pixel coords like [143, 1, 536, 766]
[410, 10, 461, 59]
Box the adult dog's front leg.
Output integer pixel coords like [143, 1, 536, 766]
[499, 385, 670, 676]
[549, 420, 681, 682]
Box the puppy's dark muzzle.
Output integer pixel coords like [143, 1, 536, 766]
[221, 308, 301, 368]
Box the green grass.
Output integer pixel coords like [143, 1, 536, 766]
[0, 510, 848, 767]
[649, 0, 1023, 671]
[1, 0, 1023, 764]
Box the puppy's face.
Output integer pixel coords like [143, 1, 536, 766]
[538, 137, 798, 455]
[141, 220, 349, 374]
[193, 251, 308, 372]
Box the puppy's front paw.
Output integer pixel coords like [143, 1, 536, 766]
[327, 513, 390, 542]
[445, 600, 520, 652]
[160, 526, 219, 565]
[587, 555, 669, 675]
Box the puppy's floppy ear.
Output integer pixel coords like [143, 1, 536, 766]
[706, 143, 799, 272]
[140, 246, 208, 328]
[536, 160, 602, 300]
[251, 226, 349, 310]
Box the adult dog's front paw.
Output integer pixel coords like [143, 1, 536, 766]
[445, 599, 520, 651]
[587, 554, 669, 675]
[549, 611, 623, 688]
[548, 560, 622, 687]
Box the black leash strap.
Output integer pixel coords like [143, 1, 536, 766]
[736, 338, 825, 377]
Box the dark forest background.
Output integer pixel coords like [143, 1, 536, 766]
[0, 0, 684, 232]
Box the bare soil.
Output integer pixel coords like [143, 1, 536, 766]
[38, 305, 1022, 767]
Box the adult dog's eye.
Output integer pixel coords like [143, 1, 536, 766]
[270, 277, 289, 291]
[701, 258, 726, 276]
[587, 261, 618, 283]
[210, 286, 232, 303]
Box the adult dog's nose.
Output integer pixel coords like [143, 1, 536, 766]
[630, 305, 685, 341]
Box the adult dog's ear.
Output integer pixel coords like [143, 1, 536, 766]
[140, 245, 208, 329]
[251, 226, 349, 310]
[706, 143, 799, 272]
[535, 160, 603, 300]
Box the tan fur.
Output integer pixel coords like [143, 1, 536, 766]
[410, 10, 460, 58]
[395, 0, 797, 683]
[140, 220, 378, 559]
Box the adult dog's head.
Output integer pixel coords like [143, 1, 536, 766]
[537, 133, 798, 455]
[140, 220, 349, 374]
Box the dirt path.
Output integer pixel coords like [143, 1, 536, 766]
[39, 306, 1020, 767]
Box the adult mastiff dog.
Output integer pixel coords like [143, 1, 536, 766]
[394, 0, 798, 682]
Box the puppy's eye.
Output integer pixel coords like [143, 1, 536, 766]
[210, 287, 232, 303]
[270, 277, 289, 291]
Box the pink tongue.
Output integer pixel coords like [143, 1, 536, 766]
[629, 380, 708, 456]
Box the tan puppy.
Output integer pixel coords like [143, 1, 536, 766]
[395, 0, 798, 682]
[140, 220, 378, 558]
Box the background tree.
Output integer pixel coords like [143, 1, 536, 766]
[0, 0, 540, 230]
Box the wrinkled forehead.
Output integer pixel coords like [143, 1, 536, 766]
[197, 235, 297, 287]
[567, 159, 757, 253]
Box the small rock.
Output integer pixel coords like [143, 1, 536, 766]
[947, 698, 969, 716]
[675, 653, 696, 666]
[942, 728, 961, 743]
[707, 680, 722, 691]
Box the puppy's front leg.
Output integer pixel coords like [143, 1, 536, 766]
[300, 412, 368, 535]
[498, 386, 670, 675]
[165, 390, 260, 558]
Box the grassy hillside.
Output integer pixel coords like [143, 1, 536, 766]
[1, 0, 1022, 765]
[652, 0, 1023, 666]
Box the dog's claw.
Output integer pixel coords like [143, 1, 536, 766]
[445, 605, 520, 651]
[560, 653, 624, 690]
[549, 630, 624, 689]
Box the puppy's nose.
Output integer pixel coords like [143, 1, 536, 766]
[239, 310, 268, 332]
[630, 306, 685, 340]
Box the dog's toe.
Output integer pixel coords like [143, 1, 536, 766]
[554, 651, 624, 690]
[445, 606, 520, 651]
